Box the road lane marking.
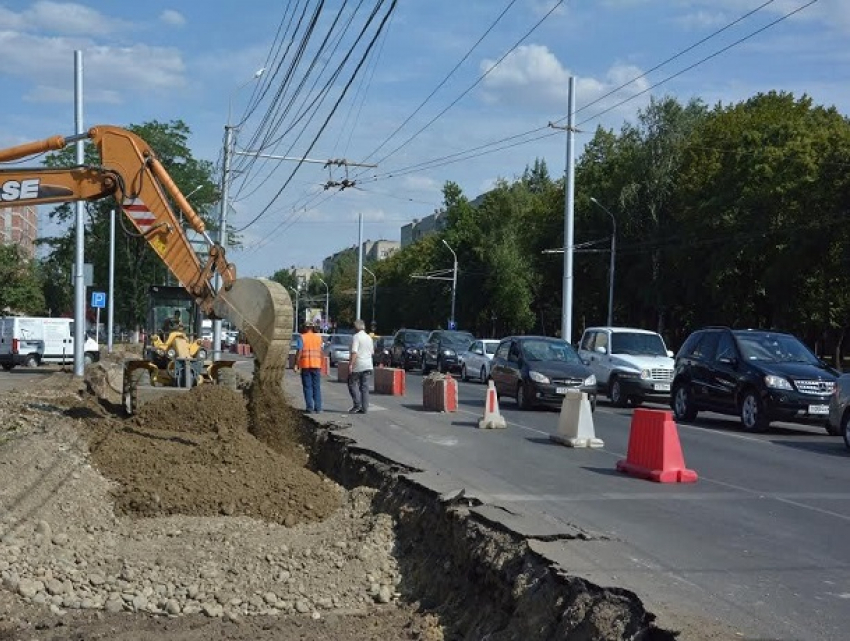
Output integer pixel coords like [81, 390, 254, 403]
[486, 491, 850, 502]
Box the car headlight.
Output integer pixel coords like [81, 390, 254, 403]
[442, 349, 456, 356]
[528, 370, 549, 384]
[166, 348, 177, 359]
[406, 347, 418, 354]
[765, 374, 792, 390]
[584, 374, 597, 386]
[196, 349, 207, 360]
[639, 369, 651, 380]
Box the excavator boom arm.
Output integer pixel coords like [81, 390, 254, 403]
[0, 125, 233, 308]
[0, 126, 291, 385]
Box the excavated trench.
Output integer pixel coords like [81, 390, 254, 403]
[304, 422, 676, 641]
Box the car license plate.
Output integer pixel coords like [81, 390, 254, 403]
[556, 387, 568, 395]
[808, 404, 829, 415]
[653, 383, 670, 392]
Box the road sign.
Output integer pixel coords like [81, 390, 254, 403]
[90, 291, 107, 309]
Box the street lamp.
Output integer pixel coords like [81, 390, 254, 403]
[289, 286, 300, 329]
[317, 277, 329, 331]
[213, 66, 265, 361]
[362, 266, 377, 328]
[590, 197, 617, 327]
[442, 239, 458, 330]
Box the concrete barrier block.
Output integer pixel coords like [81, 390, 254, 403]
[337, 360, 350, 382]
[423, 375, 457, 412]
[375, 367, 406, 395]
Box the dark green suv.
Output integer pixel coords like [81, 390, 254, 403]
[671, 327, 839, 433]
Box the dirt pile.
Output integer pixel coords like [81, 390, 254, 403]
[90, 383, 341, 525]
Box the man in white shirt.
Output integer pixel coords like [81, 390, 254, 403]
[348, 319, 375, 414]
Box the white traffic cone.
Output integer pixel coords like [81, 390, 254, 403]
[550, 389, 603, 447]
[478, 380, 507, 429]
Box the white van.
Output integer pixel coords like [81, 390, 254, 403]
[0, 317, 100, 370]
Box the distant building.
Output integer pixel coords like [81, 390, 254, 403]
[400, 210, 447, 248]
[322, 239, 399, 274]
[1, 205, 38, 260]
[290, 266, 322, 289]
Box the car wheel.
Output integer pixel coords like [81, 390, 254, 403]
[609, 375, 628, 408]
[516, 382, 533, 410]
[1, 363, 13, 371]
[843, 410, 850, 451]
[672, 383, 697, 421]
[461, 364, 468, 381]
[24, 354, 39, 368]
[740, 390, 769, 432]
[480, 366, 487, 382]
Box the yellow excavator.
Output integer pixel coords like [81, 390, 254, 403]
[0, 125, 292, 413]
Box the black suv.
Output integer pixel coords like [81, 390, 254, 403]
[422, 330, 476, 375]
[390, 329, 429, 371]
[671, 327, 839, 433]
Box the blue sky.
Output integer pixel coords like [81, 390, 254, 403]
[1, 0, 848, 277]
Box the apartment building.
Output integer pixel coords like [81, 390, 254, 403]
[0, 205, 38, 260]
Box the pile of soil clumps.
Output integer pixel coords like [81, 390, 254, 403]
[89, 383, 341, 525]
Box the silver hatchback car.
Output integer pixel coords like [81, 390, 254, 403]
[827, 373, 850, 451]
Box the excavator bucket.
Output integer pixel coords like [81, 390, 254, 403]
[211, 278, 293, 387]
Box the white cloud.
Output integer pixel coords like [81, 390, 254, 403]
[674, 10, 729, 30]
[401, 175, 439, 192]
[480, 44, 650, 117]
[0, 31, 185, 104]
[674, 0, 850, 34]
[1, 1, 124, 35]
[526, 0, 567, 18]
[159, 9, 186, 27]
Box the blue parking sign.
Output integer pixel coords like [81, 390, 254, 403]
[91, 291, 107, 309]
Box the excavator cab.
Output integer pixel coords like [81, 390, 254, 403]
[123, 285, 239, 415]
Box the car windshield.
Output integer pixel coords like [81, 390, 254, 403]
[444, 333, 475, 348]
[610, 332, 667, 356]
[403, 331, 429, 344]
[735, 333, 819, 365]
[522, 339, 581, 363]
[330, 335, 350, 346]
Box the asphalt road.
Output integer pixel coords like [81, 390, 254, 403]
[295, 367, 850, 641]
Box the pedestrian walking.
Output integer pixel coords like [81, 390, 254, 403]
[295, 322, 323, 413]
[348, 319, 374, 414]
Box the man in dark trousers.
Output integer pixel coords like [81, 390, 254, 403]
[294, 322, 323, 413]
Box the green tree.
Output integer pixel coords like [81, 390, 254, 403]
[0, 245, 45, 314]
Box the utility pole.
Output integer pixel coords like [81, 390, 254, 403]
[356, 213, 364, 321]
[318, 277, 329, 331]
[549, 76, 576, 342]
[442, 240, 458, 330]
[591, 198, 617, 326]
[73, 50, 85, 376]
[214, 67, 265, 361]
[363, 266, 377, 327]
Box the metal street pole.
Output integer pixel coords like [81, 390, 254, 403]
[563, 77, 576, 342]
[73, 50, 85, 376]
[107, 209, 115, 353]
[213, 67, 265, 361]
[363, 266, 376, 327]
[289, 287, 300, 328]
[442, 240, 458, 330]
[590, 198, 617, 327]
[318, 277, 329, 331]
[356, 213, 364, 321]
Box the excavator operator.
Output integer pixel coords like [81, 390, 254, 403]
[162, 309, 184, 337]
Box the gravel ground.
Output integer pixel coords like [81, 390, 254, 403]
[0, 367, 444, 640]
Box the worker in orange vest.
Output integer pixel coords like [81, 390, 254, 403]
[295, 321, 323, 413]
